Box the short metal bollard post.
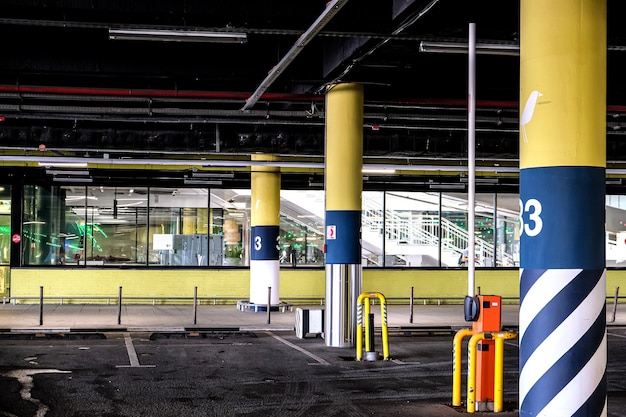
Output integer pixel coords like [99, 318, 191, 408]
[610, 286, 620, 323]
[409, 286, 414, 323]
[193, 286, 198, 325]
[117, 286, 122, 325]
[266, 287, 271, 324]
[39, 286, 44, 326]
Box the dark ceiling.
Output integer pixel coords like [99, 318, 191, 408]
[0, 0, 625, 188]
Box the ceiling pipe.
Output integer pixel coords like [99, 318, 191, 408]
[241, 0, 350, 111]
[2, 154, 519, 173]
[0, 84, 321, 102]
[2, 83, 626, 116]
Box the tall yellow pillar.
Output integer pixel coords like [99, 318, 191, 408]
[249, 154, 281, 305]
[519, 1, 607, 415]
[324, 83, 363, 347]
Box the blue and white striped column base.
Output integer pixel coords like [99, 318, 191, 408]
[519, 268, 607, 416]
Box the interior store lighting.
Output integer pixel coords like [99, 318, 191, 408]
[39, 162, 88, 168]
[191, 172, 235, 179]
[108, 28, 247, 44]
[183, 179, 223, 185]
[362, 168, 396, 174]
[46, 169, 89, 176]
[419, 41, 519, 56]
[52, 177, 93, 183]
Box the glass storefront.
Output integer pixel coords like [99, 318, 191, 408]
[17, 184, 524, 268]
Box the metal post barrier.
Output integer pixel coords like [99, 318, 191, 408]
[39, 286, 44, 326]
[367, 313, 375, 353]
[117, 286, 122, 325]
[467, 332, 487, 413]
[610, 286, 620, 323]
[493, 332, 516, 412]
[452, 328, 474, 407]
[355, 292, 390, 361]
[193, 286, 198, 325]
[409, 286, 414, 323]
[266, 286, 271, 324]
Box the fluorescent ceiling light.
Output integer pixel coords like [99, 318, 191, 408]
[109, 28, 247, 44]
[46, 169, 89, 176]
[117, 201, 144, 207]
[183, 179, 223, 185]
[52, 177, 93, 183]
[191, 172, 235, 179]
[65, 196, 98, 201]
[419, 41, 519, 56]
[39, 162, 88, 168]
[362, 168, 396, 174]
[429, 184, 465, 190]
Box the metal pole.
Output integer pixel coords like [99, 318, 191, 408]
[39, 286, 43, 326]
[409, 286, 414, 323]
[610, 286, 620, 323]
[193, 286, 198, 325]
[467, 22, 476, 297]
[117, 286, 122, 325]
[266, 286, 271, 324]
[367, 313, 375, 353]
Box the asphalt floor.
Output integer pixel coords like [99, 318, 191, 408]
[0, 302, 625, 416]
[0, 302, 521, 332]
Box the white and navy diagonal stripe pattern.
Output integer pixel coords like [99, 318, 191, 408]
[519, 268, 607, 416]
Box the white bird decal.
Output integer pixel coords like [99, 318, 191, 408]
[521, 90, 543, 142]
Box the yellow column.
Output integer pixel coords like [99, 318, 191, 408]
[325, 82, 363, 348]
[249, 154, 281, 305]
[519, 1, 607, 416]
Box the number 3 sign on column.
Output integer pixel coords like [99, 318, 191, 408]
[519, 198, 543, 237]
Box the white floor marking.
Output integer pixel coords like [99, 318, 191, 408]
[1, 369, 71, 417]
[266, 331, 330, 365]
[116, 332, 156, 368]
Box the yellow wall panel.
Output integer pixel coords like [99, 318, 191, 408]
[8, 268, 626, 305]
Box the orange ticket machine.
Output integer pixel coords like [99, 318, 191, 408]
[471, 295, 502, 411]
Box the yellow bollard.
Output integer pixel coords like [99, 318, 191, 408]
[355, 292, 390, 361]
[364, 296, 372, 354]
[467, 332, 487, 413]
[452, 328, 474, 407]
[381, 299, 389, 360]
[493, 331, 517, 412]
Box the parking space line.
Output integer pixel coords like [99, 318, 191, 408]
[266, 332, 329, 365]
[116, 332, 156, 368]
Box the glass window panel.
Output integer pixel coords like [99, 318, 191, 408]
[362, 191, 384, 267]
[210, 189, 249, 266]
[148, 187, 209, 267]
[440, 192, 471, 267]
[63, 186, 149, 266]
[280, 190, 324, 266]
[606, 195, 626, 267]
[495, 194, 520, 267]
[440, 192, 515, 268]
[23, 185, 71, 266]
[384, 192, 441, 267]
[0, 184, 10, 264]
[475, 194, 495, 267]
